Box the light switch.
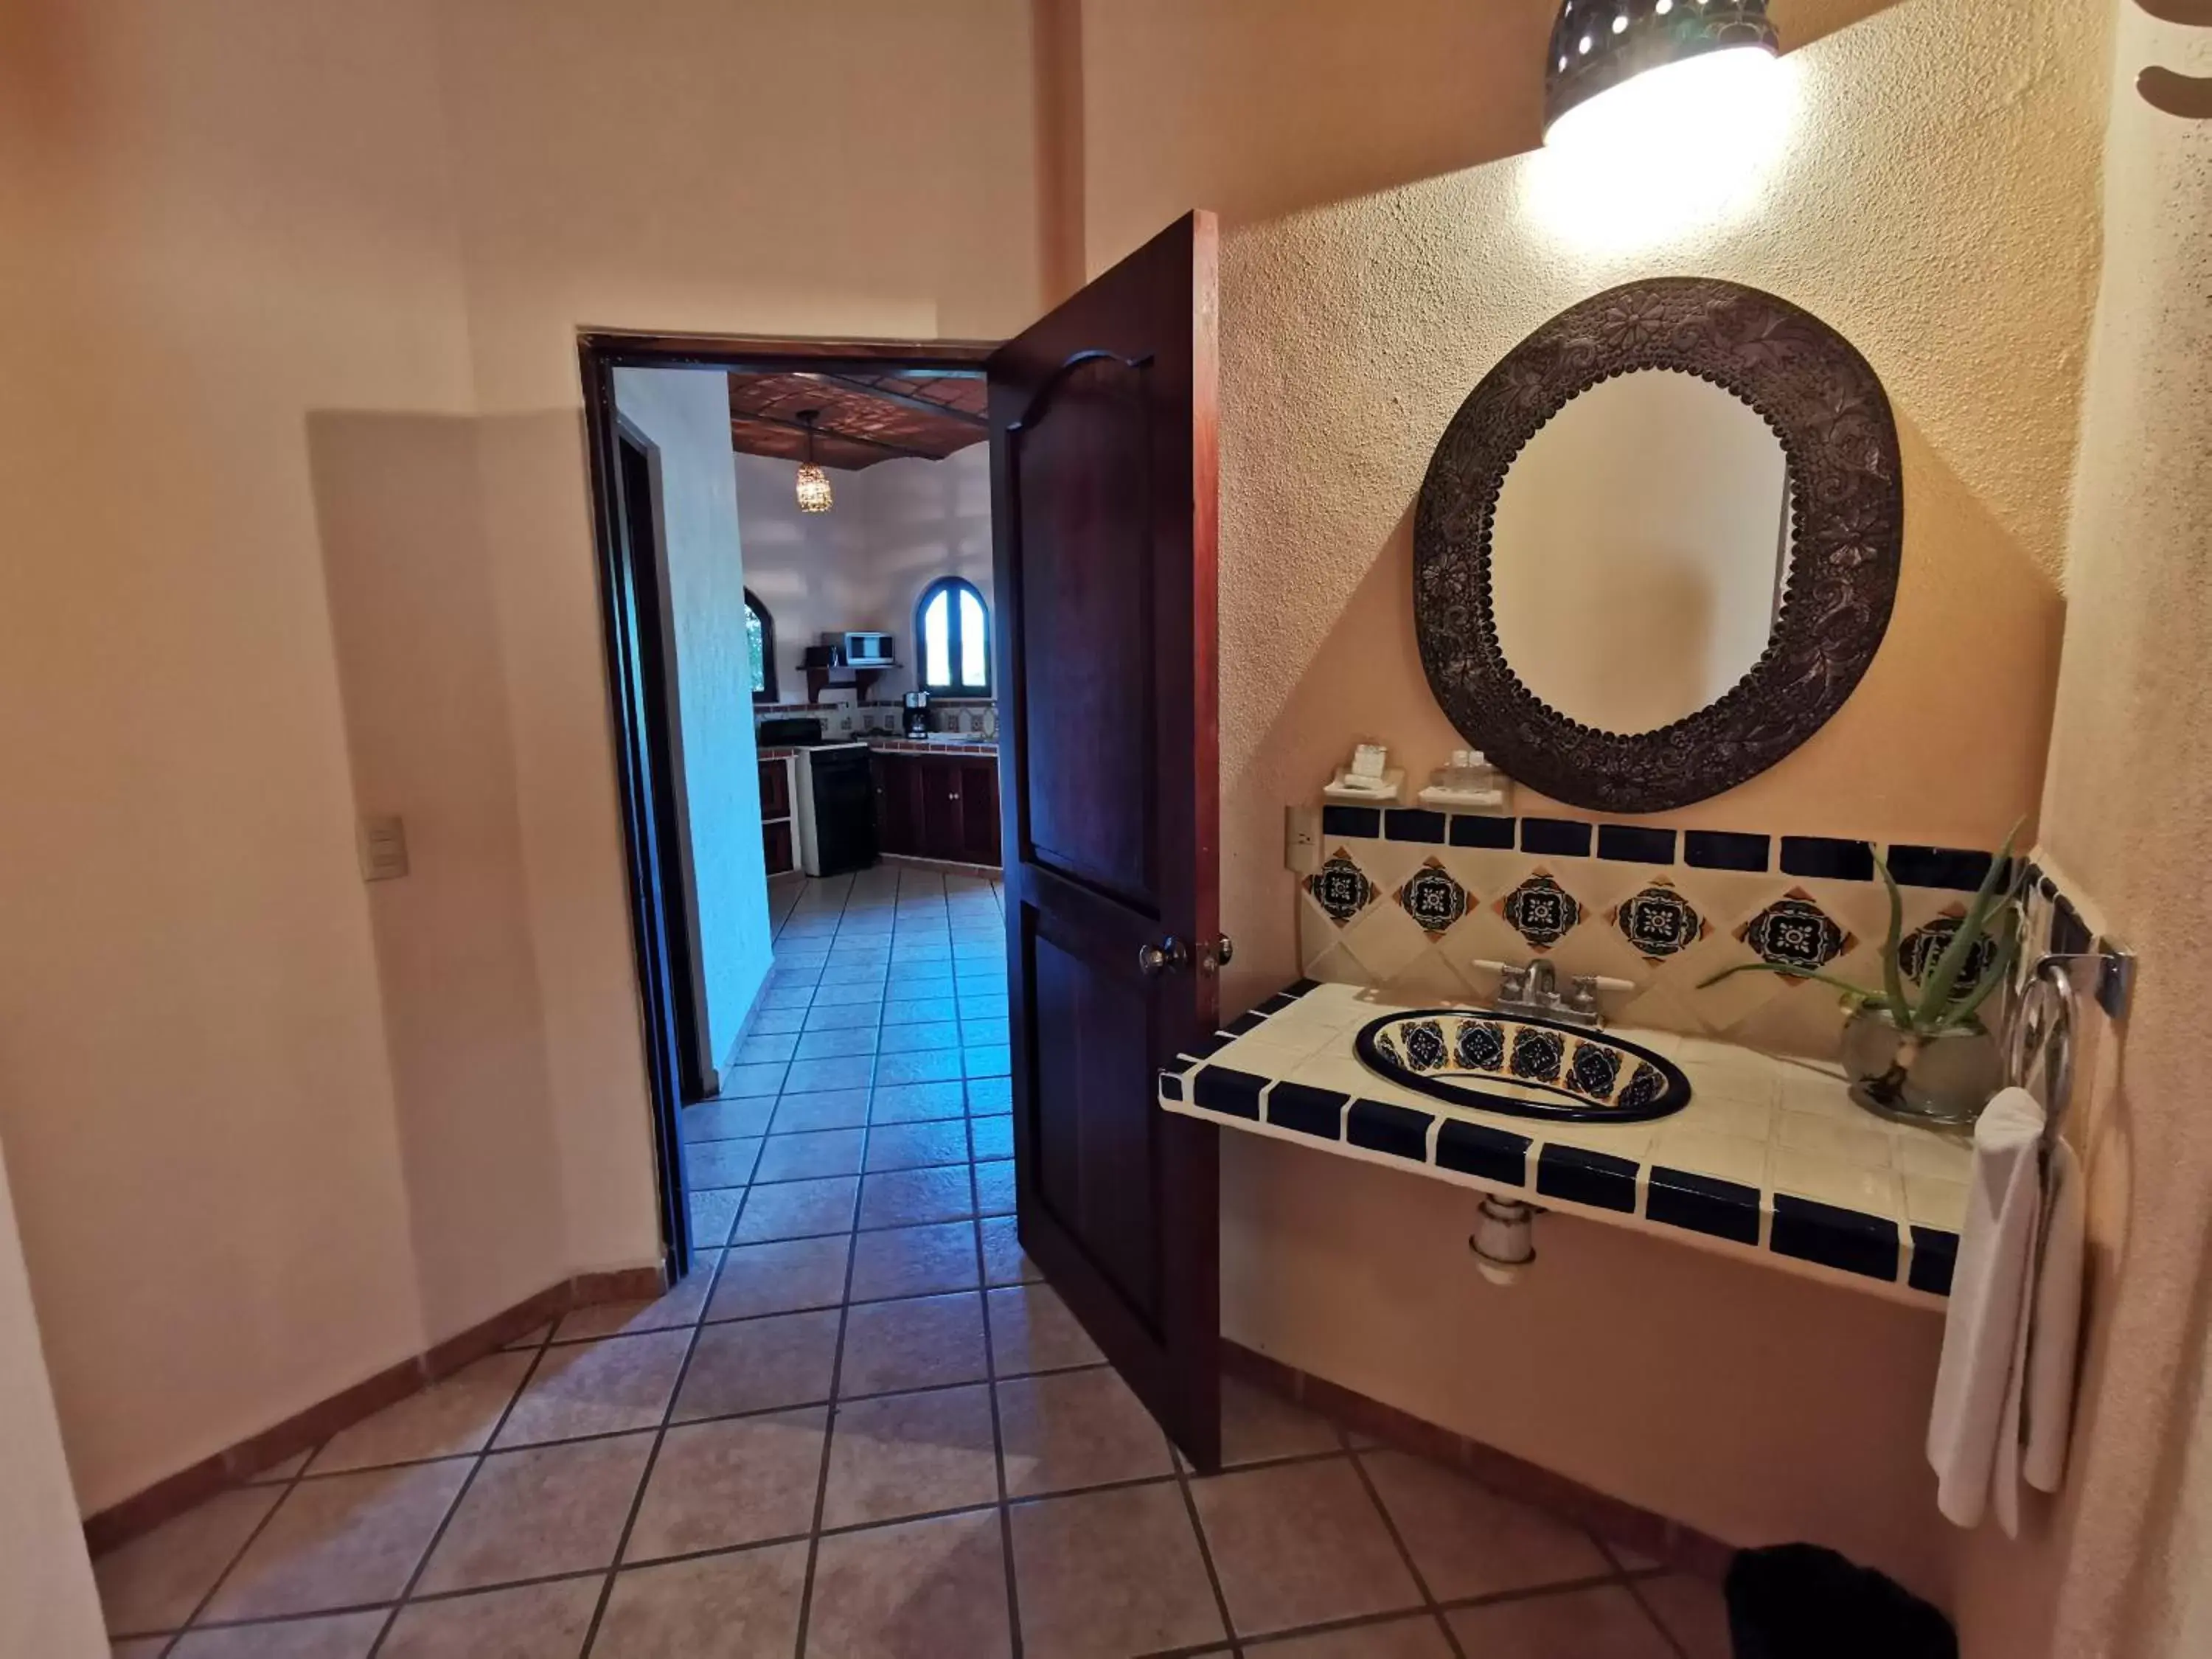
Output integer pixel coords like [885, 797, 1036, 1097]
[358, 814, 410, 882]
[1284, 804, 1321, 874]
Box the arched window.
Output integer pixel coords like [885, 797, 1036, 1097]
[917, 577, 990, 696]
[744, 588, 777, 702]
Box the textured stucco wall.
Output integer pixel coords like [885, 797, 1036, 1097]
[1208, 0, 2109, 1602]
[615, 368, 774, 1070]
[1950, 5, 2212, 1658]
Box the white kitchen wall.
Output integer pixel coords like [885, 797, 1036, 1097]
[737, 442, 995, 704]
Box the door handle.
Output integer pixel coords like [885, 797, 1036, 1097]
[1137, 936, 1190, 976]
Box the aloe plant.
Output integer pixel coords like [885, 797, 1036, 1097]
[1698, 826, 2021, 1040]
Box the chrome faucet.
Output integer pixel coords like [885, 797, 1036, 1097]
[1471, 959, 1632, 1029]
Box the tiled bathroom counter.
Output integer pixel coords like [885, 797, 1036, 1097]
[1159, 980, 1972, 1307]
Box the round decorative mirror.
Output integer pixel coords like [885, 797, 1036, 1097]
[1414, 277, 1902, 813]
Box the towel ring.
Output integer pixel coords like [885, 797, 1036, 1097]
[2006, 960, 2076, 1151]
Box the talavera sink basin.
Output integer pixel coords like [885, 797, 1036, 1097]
[1354, 1009, 1693, 1124]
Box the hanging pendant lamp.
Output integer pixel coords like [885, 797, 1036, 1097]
[794, 410, 834, 514]
[1544, 0, 1779, 146]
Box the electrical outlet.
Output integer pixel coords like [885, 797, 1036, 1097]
[358, 815, 410, 882]
[1284, 804, 1321, 874]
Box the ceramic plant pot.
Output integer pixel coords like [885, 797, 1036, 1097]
[1840, 1006, 2003, 1128]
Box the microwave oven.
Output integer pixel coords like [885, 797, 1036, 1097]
[838, 631, 894, 667]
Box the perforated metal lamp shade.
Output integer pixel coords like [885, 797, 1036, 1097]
[793, 409, 833, 513]
[1544, 0, 1779, 136]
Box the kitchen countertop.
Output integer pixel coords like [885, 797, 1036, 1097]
[757, 737, 998, 759]
[1158, 979, 1972, 1307]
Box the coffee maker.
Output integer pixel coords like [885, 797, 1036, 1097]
[902, 690, 931, 739]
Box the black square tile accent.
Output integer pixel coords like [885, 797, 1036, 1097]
[1158, 1071, 1185, 1103]
[1887, 844, 1997, 891]
[2051, 897, 2093, 956]
[1282, 978, 1321, 998]
[1597, 824, 1677, 865]
[1347, 1099, 1433, 1161]
[1770, 1194, 1900, 1281]
[1520, 817, 1593, 858]
[1180, 1032, 1234, 1062]
[1910, 1227, 1960, 1298]
[1321, 805, 1382, 840]
[1192, 1066, 1267, 1121]
[1450, 814, 1517, 849]
[1646, 1169, 1761, 1245]
[1385, 808, 1448, 844]
[1535, 1144, 1638, 1213]
[1221, 1010, 1267, 1037]
[1267, 1082, 1349, 1141]
[1683, 830, 1771, 872]
[1255, 993, 1299, 1015]
[1779, 835, 1876, 882]
[1436, 1120, 1530, 1186]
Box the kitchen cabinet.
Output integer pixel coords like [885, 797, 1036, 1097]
[873, 750, 1001, 869]
[759, 755, 796, 877]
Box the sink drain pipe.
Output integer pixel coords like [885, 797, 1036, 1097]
[1470, 1195, 1539, 1286]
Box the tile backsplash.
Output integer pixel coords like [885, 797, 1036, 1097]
[754, 700, 997, 740]
[1298, 804, 2009, 1060]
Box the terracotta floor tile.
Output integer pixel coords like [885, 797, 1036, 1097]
[1359, 1450, 1610, 1601]
[1635, 1574, 1734, 1659]
[94, 1485, 283, 1635]
[689, 1188, 741, 1250]
[849, 1220, 981, 1302]
[1008, 1481, 1225, 1659]
[985, 1283, 1102, 1377]
[308, 1352, 534, 1474]
[838, 1293, 990, 1397]
[973, 1160, 1016, 1216]
[492, 1331, 690, 1448]
[379, 1577, 601, 1658]
[1444, 1585, 1677, 1658]
[858, 1165, 976, 1230]
[768, 1090, 871, 1134]
[968, 1116, 1014, 1160]
[201, 1461, 470, 1621]
[1192, 1459, 1422, 1638]
[756, 1128, 866, 1183]
[874, 1048, 964, 1086]
[794, 1026, 881, 1060]
[686, 1137, 762, 1189]
[862, 1119, 970, 1172]
[996, 1367, 1172, 1498]
[731, 1175, 858, 1244]
[877, 1020, 962, 1054]
[821, 1385, 999, 1528]
[552, 1262, 715, 1344]
[707, 1236, 852, 1321]
[244, 1449, 314, 1485]
[624, 1408, 828, 1562]
[804, 1512, 1011, 1659]
[413, 1433, 653, 1596]
[168, 1610, 386, 1658]
[978, 1217, 1042, 1287]
[868, 1081, 969, 1124]
[682, 1099, 773, 1143]
[594, 1541, 810, 1658]
[1248, 1614, 1456, 1658]
[673, 1310, 841, 1419]
[1219, 1377, 1344, 1467]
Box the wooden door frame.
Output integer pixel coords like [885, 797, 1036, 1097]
[577, 331, 998, 1282]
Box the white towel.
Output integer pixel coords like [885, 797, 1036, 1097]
[1928, 1088, 2045, 1530]
[2023, 1137, 2085, 1495]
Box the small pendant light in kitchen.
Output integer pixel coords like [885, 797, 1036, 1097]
[1544, 0, 1780, 147]
[794, 409, 833, 514]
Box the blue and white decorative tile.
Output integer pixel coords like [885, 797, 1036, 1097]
[1305, 847, 1377, 928]
[1498, 871, 1582, 953]
[1612, 882, 1709, 964]
[1736, 890, 1854, 976]
[1396, 858, 1470, 939]
[1899, 908, 2000, 991]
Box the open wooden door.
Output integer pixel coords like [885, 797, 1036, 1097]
[988, 212, 1224, 1468]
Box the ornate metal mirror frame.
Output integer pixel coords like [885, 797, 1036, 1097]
[1413, 276, 1902, 813]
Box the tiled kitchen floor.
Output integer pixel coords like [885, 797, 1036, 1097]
[91, 866, 1728, 1658]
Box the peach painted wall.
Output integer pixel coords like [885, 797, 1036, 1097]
[1077, 0, 2110, 1607]
[0, 1140, 105, 1655]
[1950, 5, 2212, 1657]
[0, 0, 1043, 1517]
[0, 0, 467, 1512]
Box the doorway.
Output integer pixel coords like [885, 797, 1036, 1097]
[579, 212, 1225, 1466]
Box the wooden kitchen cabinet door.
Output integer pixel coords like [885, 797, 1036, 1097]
[919, 756, 964, 860]
[955, 757, 1001, 866]
[873, 752, 921, 857]
[758, 757, 791, 820]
